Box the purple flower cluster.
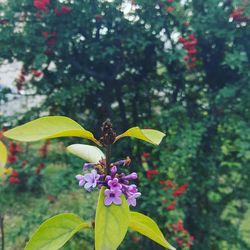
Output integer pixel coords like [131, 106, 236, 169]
[75, 158, 141, 207]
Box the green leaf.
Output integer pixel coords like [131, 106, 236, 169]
[95, 187, 129, 250]
[0, 168, 3, 177]
[24, 213, 90, 250]
[0, 141, 7, 168]
[129, 212, 175, 250]
[67, 144, 105, 163]
[115, 127, 165, 145]
[4, 116, 101, 145]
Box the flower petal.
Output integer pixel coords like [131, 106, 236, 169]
[84, 182, 93, 191]
[113, 196, 122, 205]
[104, 197, 113, 206]
[79, 179, 85, 186]
[83, 173, 93, 182]
[75, 174, 84, 181]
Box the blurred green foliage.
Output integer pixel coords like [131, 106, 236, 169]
[1, 0, 250, 249]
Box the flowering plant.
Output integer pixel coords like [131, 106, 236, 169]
[3, 116, 175, 250]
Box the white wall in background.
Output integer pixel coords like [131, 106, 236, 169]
[0, 62, 45, 117]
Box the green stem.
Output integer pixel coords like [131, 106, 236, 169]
[0, 214, 4, 250]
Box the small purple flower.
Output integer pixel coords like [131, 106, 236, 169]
[110, 165, 117, 176]
[104, 188, 122, 206]
[127, 192, 141, 207]
[128, 184, 138, 193]
[105, 175, 112, 182]
[83, 169, 100, 191]
[108, 178, 122, 190]
[112, 157, 131, 167]
[83, 163, 96, 170]
[75, 174, 86, 187]
[122, 172, 137, 180]
[112, 159, 126, 166]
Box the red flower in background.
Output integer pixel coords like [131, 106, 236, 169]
[8, 154, 16, 163]
[170, 220, 194, 247]
[8, 170, 20, 184]
[34, 0, 50, 11]
[172, 183, 188, 197]
[167, 200, 176, 211]
[177, 239, 183, 246]
[178, 33, 199, 69]
[95, 15, 103, 21]
[54, 8, 60, 15]
[11, 170, 18, 177]
[9, 176, 20, 184]
[9, 142, 21, 153]
[172, 220, 185, 232]
[159, 180, 168, 185]
[231, 7, 248, 22]
[47, 37, 56, 46]
[42, 31, 49, 38]
[167, 179, 175, 188]
[42, 32, 57, 56]
[160, 179, 175, 188]
[37, 163, 44, 169]
[55, 6, 71, 16]
[61, 6, 71, 14]
[32, 69, 43, 77]
[9, 147, 17, 154]
[47, 32, 57, 46]
[8, 142, 21, 163]
[166, 6, 174, 12]
[142, 152, 150, 158]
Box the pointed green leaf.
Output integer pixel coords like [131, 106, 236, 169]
[129, 212, 175, 250]
[67, 144, 105, 163]
[95, 187, 129, 250]
[0, 141, 7, 168]
[3, 116, 101, 145]
[25, 213, 90, 250]
[115, 127, 165, 145]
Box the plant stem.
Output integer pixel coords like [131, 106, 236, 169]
[0, 214, 4, 250]
[105, 145, 111, 174]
